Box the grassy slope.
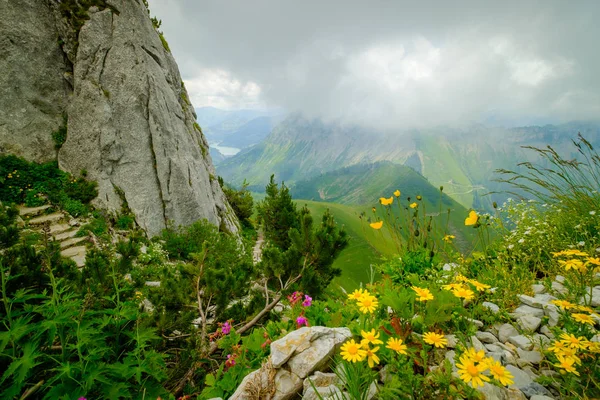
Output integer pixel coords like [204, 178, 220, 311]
[291, 163, 477, 290]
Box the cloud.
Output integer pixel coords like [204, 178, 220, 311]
[148, 0, 600, 128]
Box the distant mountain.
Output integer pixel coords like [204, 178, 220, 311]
[195, 107, 285, 151]
[218, 115, 600, 210]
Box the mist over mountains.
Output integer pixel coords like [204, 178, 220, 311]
[215, 115, 600, 210]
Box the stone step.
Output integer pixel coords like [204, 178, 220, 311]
[18, 204, 51, 217]
[60, 245, 87, 268]
[28, 212, 65, 226]
[52, 229, 79, 242]
[49, 223, 72, 236]
[60, 236, 87, 250]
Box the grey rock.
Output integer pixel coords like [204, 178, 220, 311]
[503, 349, 518, 366]
[543, 304, 560, 327]
[0, 0, 64, 162]
[539, 326, 555, 340]
[476, 331, 498, 344]
[555, 275, 566, 284]
[530, 396, 555, 400]
[487, 351, 505, 364]
[581, 286, 600, 307]
[505, 388, 528, 400]
[483, 301, 500, 314]
[470, 335, 486, 352]
[517, 315, 542, 332]
[518, 294, 555, 309]
[442, 263, 458, 271]
[270, 326, 351, 375]
[1, 0, 240, 237]
[445, 350, 457, 372]
[467, 318, 485, 328]
[532, 334, 551, 349]
[513, 305, 545, 319]
[531, 284, 547, 294]
[445, 334, 458, 348]
[477, 382, 506, 400]
[303, 372, 342, 400]
[551, 281, 567, 295]
[506, 365, 532, 389]
[485, 343, 503, 353]
[498, 324, 520, 343]
[520, 382, 553, 398]
[516, 348, 543, 364]
[508, 335, 533, 351]
[230, 365, 303, 400]
[145, 281, 161, 287]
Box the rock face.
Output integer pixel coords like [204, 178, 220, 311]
[0, 0, 238, 236]
[0, 0, 66, 162]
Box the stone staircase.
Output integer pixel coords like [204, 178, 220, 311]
[18, 205, 88, 267]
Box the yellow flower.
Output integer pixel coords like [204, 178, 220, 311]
[587, 342, 600, 353]
[365, 346, 380, 368]
[393, 190, 401, 197]
[465, 210, 479, 226]
[357, 294, 378, 314]
[454, 274, 469, 282]
[386, 337, 408, 355]
[465, 348, 487, 364]
[551, 300, 575, 309]
[340, 339, 367, 362]
[558, 259, 584, 271]
[456, 355, 490, 388]
[554, 355, 580, 375]
[416, 195, 422, 201]
[487, 360, 514, 386]
[371, 207, 376, 213]
[560, 333, 587, 350]
[468, 279, 491, 292]
[380, 197, 394, 206]
[585, 257, 600, 266]
[443, 234, 455, 242]
[411, 286, 434, 301]
[369, 221, 383, 230]
[574, 305, 594, 313]
[572, 313, 595, 326]
[442, 283, 464, 291]
[361, 329, 383, 346]
[423, 332, 447, 348]
[452, 287, 475, 301]
[409, 202, 418, 209]
[348, 288, 366, 301]
[548, 340, 567, 354]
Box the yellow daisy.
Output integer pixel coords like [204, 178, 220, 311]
[488, 360, 514, 386]
[465, 348, 487, 364]
[554, 355, 580, 375]
[411, 286, 434, 301]
[365, 346, 380, 368]
[465, 210, 479, 226]
[456, 355, 490, 388]
[572, 313, 596, 326]
[361, 329, 384, 346]
[551, 300, 575, 310]
[347, 288, 366, 301]
[442, 283, 465, 291]
[410, 202, 418, 209]
[558, 259, 584, 271]
[560, 333, 587, 350]
[443, 234, 455, 242]
[452, 287, 475, 301]
[468, 279, 491, 292]
[423, 332, 447, 348]
[340, 339, 367, 363]
[393, 190, 401, 197]
[369, 220, 383, 230]
[357, 294, 378, 314]
[386, 337, 408, 355]
[380, 197, 394, 206]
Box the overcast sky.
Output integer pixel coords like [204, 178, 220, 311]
[148, 0, 600, 129]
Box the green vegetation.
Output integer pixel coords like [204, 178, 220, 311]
[1, 135, 599, 399]
[221, 179, 254, 227]
[0, 155, 97, 216]
[51, 115, 68, 150]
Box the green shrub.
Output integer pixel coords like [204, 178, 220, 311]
[51, 116, 67, 150]
[116, 213, 135, 230]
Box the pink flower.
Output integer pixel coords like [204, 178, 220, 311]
[221, 321, 231, 335]
[296, 316, 309, 328]
[302, 295, 312, 307]
[225, 353, 237, 368]
[287, 291, 302, 305]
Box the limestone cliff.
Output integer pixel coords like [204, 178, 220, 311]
[0, 0, 239, 236]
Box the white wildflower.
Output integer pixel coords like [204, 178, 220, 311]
[578, 241, 585, 247]
[590, 211, 597, 216]
[518, 238, 525, 244]
[508, 244, 514, 250]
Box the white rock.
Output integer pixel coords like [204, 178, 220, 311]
[531, 284, 546, 294]
[517, 315, 542, 332]
[483, 301, 500, 314]
[506, 365, 533, 390]
[513, 305, 545, 319]
[476, 331, 498, 344]
[508, 335, 533, 351]
[516, 348, 543, 364]
[498, 324, 519, 343]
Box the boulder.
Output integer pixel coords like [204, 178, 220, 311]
[498, 324, 519, 343]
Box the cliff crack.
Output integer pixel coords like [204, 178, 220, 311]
[141, 45, 163, 67]
[144, 75, 168, 226]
